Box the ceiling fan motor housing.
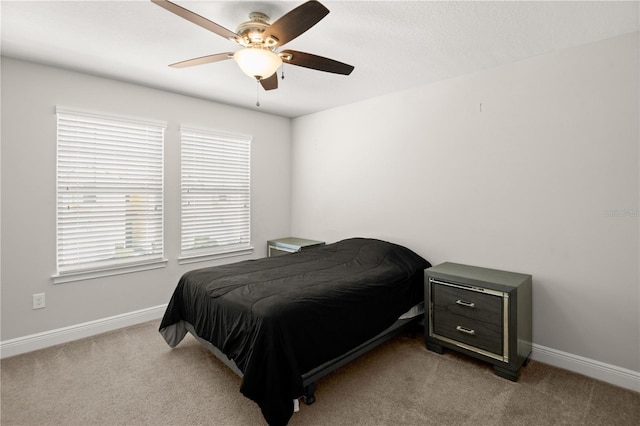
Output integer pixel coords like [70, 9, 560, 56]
[236, 12, 278, 48]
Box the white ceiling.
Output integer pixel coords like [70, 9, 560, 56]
[2, 1, 638, 118]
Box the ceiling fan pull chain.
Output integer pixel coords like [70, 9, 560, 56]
[256, 79, 261, 107]
[281, 64, 285, 80]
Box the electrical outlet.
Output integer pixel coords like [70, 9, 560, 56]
[33, 293, 46, 310]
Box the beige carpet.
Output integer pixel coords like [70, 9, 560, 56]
[1, 320, 638, 425]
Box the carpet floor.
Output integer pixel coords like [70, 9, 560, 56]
[1, 320, 638, 425]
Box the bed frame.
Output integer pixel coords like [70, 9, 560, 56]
[184, 315, 422, 405]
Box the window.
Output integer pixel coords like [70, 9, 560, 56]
[55, 107, 166, 282]
[180, 126, 251, 262]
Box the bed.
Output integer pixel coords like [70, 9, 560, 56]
[159, 237, 430, 425]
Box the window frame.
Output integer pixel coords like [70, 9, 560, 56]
[53, 106, 167, 284]
[178, 125, 253, 264]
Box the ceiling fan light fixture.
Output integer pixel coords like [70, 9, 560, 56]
[234, 47, 282, 80]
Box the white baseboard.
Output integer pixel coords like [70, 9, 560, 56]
[532, 343, 640, 392]
[2, 310, 638, 393]
[0, 304, 167, 359]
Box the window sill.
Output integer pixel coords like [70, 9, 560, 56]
[178, 246, 254, 265]
[52, 259, 168, 284]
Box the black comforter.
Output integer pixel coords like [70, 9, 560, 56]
[159, 238, 430, 425]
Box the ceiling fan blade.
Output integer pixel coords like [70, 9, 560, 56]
[280, 50, 354, 75]
[260, 73, 279, 91]
[169, 53, 232, 68]
[262, 1, 329, 47]
[151, 0, 238, 41]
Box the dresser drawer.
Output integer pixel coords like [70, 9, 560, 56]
[432, 282, 503, 325]
[432, 308, 503, 355]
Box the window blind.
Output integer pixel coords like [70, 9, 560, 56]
[56, 107, 165, 275]
[180, 126, 251, 258]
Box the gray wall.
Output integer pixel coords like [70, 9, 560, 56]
[290, 33, 639, 372]
[0, 58, 292, 340]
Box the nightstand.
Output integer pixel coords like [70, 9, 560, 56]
[425, 262, 532, 381]
[267, 237, 325, 257]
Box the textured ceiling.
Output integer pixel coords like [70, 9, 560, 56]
[2, 1, 639, 118]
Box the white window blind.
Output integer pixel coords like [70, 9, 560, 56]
[56, 107, 165, 276]
[180, 126, 251, 259]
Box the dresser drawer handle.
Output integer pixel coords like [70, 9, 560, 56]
[455, 299, 475, 308]
[456, 325, 476, 335]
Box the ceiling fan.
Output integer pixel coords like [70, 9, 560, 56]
[151, 0, 355, 92]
